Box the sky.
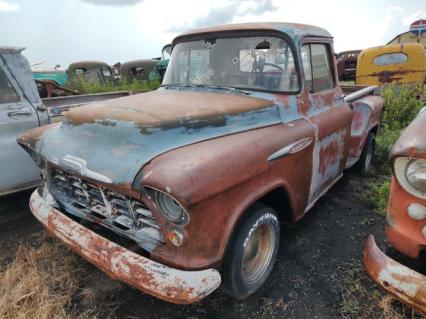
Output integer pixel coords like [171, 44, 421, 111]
[0, 0, 424, 68]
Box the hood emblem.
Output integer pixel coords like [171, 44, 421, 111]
[59, 155, 112, 184]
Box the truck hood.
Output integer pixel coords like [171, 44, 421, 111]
[22, 90, 281, 187]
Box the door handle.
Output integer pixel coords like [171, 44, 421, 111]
[7, 110, 33, 117]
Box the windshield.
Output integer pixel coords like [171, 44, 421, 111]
[163, 36, 299, 92]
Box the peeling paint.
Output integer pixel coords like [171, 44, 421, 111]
[364, 235, 426, 313]
[29, 189, 221, 304]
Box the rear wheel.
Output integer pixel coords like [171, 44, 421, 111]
[222, 203, 280, 299]
[356, 132, 375, 175]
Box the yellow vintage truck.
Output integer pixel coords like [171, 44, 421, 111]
[356, 43, 426, 86]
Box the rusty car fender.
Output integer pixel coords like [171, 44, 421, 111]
[390, 109, 426, 161]
[348, 95, 383, 160]
[141, 120, 316, 270]
[364, 235, 426, 313]
[29, 188, 221, 304]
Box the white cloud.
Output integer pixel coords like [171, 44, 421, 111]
[403, 10, 426, 26]
[168, 0, 278, 32]
[81, 0, 144, 6]
[376, 6, 426, 46]
[0, 0, 19, 12]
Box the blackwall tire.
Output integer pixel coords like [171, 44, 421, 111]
[357, 132, 375, 175]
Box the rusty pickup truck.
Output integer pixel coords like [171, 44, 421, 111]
[18, 23, 383, 304]
[364, 106, 426, 313]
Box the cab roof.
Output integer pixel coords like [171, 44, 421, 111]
[0, 46, 24, 54]
[173, 22, 332, 45]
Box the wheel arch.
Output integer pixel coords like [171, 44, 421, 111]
[221, 183, 296, 268]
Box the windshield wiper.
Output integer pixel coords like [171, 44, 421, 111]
[161, 84, 197, 89]
[162, 84, 249, 94]
[191, 84, 249, 94]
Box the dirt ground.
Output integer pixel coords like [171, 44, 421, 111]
[0, 173, 424, 318]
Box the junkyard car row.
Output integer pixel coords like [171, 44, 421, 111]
[1, 20, 426, 311]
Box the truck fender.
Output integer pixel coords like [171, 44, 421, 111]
[349, 95, 383, 159]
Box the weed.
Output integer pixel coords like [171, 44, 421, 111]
[337, 259, 425, 318]
[65, 78, 160, 95]
[362, 84, 423, 216]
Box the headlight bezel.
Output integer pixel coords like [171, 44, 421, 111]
[394, 157, 426, 199]
[144, 186, 189, 225]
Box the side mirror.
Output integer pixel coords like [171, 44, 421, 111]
[420, 106, 426, 114]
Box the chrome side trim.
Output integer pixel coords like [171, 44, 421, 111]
[267, 137, 313, 162]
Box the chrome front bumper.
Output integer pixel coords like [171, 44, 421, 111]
[364, 235, 426, 313]
[29, 188, 221, 304]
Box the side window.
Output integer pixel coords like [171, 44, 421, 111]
[301, 44, 313, 92]
[75, 68, 85, 75]
[311, 44, 334, 91]
[0, 66, 19, 104]
[301, 43, 335, 92]
[101, 66, 111, 77]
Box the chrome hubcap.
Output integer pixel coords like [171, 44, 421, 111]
[242, 224, 275, 285]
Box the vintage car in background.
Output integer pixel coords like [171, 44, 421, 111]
[120, 58, 159, 82]
[19, 22, 383, 304]
[0, 46, 49, 196]
[337, 50, 361, 81]
[356, 43, 426, 86]
[32, 67, 73, 98]
[67, 60, 115, 84]
[32, 67, 68, 86]
[364, 106, 426, 313]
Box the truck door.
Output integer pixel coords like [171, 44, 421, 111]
[0, 57, 41, 195]
[300, 42, 352, 207]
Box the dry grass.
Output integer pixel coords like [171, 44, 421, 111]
[0, 238, 94, 319]
[338, 259, 426, 319]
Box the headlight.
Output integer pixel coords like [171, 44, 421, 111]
[406, 159, 426, 192]
[394, 157, 426, 199]
[145, 187, 189, 224]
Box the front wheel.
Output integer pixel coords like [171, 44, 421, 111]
[222, 203, 280, 299]
[356, 131, 375, 175]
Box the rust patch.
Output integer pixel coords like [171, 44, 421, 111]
[65, 90, 274, 127]
[364, 235, 426, 313]
[29, 190, 221, 304]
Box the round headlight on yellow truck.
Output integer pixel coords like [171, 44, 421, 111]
[394, 157, 426, 198]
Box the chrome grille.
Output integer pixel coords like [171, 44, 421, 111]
[49, 167, 164, 251]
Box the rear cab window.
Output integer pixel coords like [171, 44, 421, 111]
[373, 53, 408, 66]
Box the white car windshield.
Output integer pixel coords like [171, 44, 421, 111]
[163, 36, 299, 92]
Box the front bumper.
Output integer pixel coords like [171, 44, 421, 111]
[29, 188, 221, 304]
[364, 235, 426, 313]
